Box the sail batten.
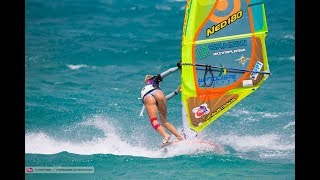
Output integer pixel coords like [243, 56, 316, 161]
[181, 0, 270, 132]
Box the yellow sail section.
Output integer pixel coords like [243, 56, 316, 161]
[181, 0, 270, 132]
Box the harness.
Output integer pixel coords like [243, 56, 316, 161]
[140, 84, 156, 100]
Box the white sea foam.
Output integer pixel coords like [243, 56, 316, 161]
[283, 121, 295, 129]
[226, 109, 281, 119]
[217, 133, 294, 152]
[25, 115, 221, 158]
[283, 34, 295, 40]
[67, 64, 89, 70]
[277, 56, 295, 61]
[25, 114, 293, 159]
[155, 5, 172, 11]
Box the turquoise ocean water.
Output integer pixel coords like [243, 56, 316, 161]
[25, 0, 295, 179]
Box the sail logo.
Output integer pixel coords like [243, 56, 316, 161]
[204, 98, 236, 121]
[206, 10, 243, 37]
[212, 48, 246, 56]
[26, 167, 33, 173]
[209, 0, 241, 23]
[235, 54, 250, 67]
[196, 40, 247, 59]
[198, 74, 236, 87]
[242, 79, 253, 87]
[250, 61, 263, 80]
[192, 103, 210, 118]
[208, 40, 247, 50]
[196, 45, 210, 59]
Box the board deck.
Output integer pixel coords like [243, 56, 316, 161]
[160, 139, 223, 152]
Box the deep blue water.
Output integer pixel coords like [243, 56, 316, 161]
[25, 0, 295, 179]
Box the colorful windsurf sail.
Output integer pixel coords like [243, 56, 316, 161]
[180, 0, 270, 132]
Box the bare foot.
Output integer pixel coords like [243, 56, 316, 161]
[161, 135, 171, 144]
[177, 136, 183, 141]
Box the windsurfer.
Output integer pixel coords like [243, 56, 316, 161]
[141, 67, 184, 145]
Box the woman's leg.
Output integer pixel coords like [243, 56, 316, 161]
[144, 95, 171, 141]
[152, 91, 183, 141]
